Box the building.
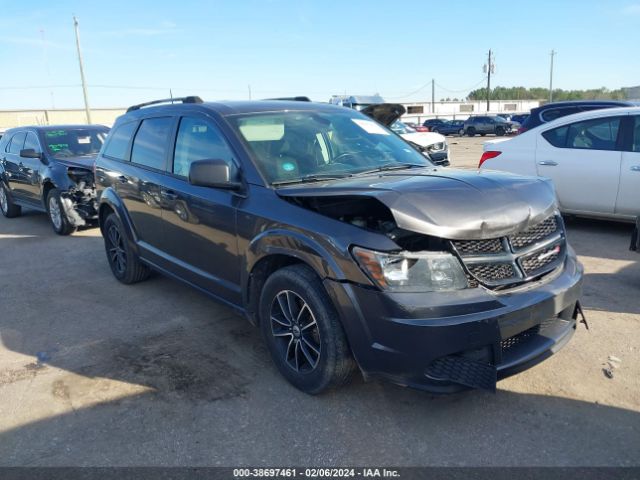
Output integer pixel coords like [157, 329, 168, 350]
[400, 99, 541, 124]
[0, 108, 125, 131]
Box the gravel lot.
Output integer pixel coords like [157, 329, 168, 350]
[0, 136, 638, 466]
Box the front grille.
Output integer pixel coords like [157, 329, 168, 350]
[451, 213, 565, 289]
[453, 238, 503, 254]
[520, 244, 561, 275]
[468, 263, 515, 283]
[510, 215, 557, 250]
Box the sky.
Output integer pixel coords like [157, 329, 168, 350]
[0, 0, 638, 110]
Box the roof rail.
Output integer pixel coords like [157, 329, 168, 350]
[126, 96, 204, 113]
[264, 96, 311, 102]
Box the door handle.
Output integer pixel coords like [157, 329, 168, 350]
[538, 160, 558, 166]
[161, 190, 178, 201]
[117, 175, 129, 183]
[630, 165, 640, 172]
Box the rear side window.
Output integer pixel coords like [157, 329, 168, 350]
[541, 108, 578, 122]
[103, 121, 138, 160]
[8, 132, 26, 154]
[543, 117, 620, 150]
[632, 116, 640, 153]
[173, 117, 234, 177]
[130, 117, 174, 170]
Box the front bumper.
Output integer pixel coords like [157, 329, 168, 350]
[324, 252, 583, 392]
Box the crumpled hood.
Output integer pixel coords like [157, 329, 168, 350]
[400, 131, 447, 147]
[276, 167, 558, 240]
[53, 155, 96, 170]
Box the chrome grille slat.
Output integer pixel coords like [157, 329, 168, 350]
[451, 214, 565, 290]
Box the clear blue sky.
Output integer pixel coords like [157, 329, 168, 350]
[0, 0, 638, 109]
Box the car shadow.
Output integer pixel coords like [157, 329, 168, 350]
[563, 216, 640, 315]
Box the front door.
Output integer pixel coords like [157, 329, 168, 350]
[158, 115, 241, 304]
[536, 115, 623, 215]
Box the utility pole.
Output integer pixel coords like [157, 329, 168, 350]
[483, 49, 495, 112]
[549, 50, 556, 103]
[73, 16, 92, 124]
[431, 79, 435, 114]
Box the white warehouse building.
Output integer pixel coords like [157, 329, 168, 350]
[400, 99, 541, 124]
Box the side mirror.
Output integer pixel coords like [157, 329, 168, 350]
[20, 148, 42, 160]
[189, 159, 241, 190]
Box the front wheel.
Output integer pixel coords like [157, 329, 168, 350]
[495, 126, 506, 136]
[47, 189, 76, 235]
[0, 182, 21, 218]
[259, 264, 356, 394]
[466, 127, 476, 137]
[102, 213, 151, 284]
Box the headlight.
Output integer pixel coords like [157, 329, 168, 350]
[352, 247, 468, 292]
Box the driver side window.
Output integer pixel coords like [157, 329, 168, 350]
[173, 117, 234, 178]
[24, 132, 42, 154]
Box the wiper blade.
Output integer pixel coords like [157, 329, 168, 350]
[272, 173, 350, 186]
[351, 163, 427, 176]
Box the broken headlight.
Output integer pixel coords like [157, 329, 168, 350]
[67, 167, 93, 185]
[352, 247, 468, 292]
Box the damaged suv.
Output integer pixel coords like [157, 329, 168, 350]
[95, 97, 584, 394]
[0, 125, 109, 234]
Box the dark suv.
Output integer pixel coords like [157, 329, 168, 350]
[519, 100, 637, 133]
[0, 125, 109, 234]
[95, 97, 584, 394]
[462, 115, 514, 137]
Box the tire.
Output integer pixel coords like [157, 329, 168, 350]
[47, 189, 76, 235]
[466, 127, 476, 137]
[495, 126, 506, 136]
[102, 213, 151, 284]
[259, 264, 356, 394]
[480, 133, 487, 137]
[0, 182, 21, 218]
[458, 129, 464, 136]
[432, 128, 440, 134]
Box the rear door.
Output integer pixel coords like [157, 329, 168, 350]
[536, 115, 623, 215]
[616, 115, 640, 217]
[4, 131, 28, 199]
[118, 116, 175, 254]
[157, 114, 241, 303]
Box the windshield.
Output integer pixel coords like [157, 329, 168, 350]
[390, 121, 416, 135]
[43, 128, 109, 157]
[230, 110, 432, 185]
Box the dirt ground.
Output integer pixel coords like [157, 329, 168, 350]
[0, 136, 638, 466]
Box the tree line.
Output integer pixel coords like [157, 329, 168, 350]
[465, 86, 627, 101]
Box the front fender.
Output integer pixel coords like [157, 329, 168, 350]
[244, 228, 346, 284]
[98, 187, 140, 255]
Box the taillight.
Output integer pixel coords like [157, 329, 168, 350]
[479, 151, 501, 167]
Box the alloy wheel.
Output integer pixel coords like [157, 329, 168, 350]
[270, 290, 321, 373]
[107, 224, 127, 275]
[48, 196, 63, 230]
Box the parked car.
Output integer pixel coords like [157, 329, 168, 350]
[511, 114, 529, 125]
[519, 100, 637, 134]
[480, 107, 640, 222]
[404, 122, 430, 132]
[359, 104, 449, 166]
[429, 119, 465, 136]
[95, 96, 583, 394]
[463, 115, 514, 137]
[422, 118, 450, 131]
[0, 124, 109, 234]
